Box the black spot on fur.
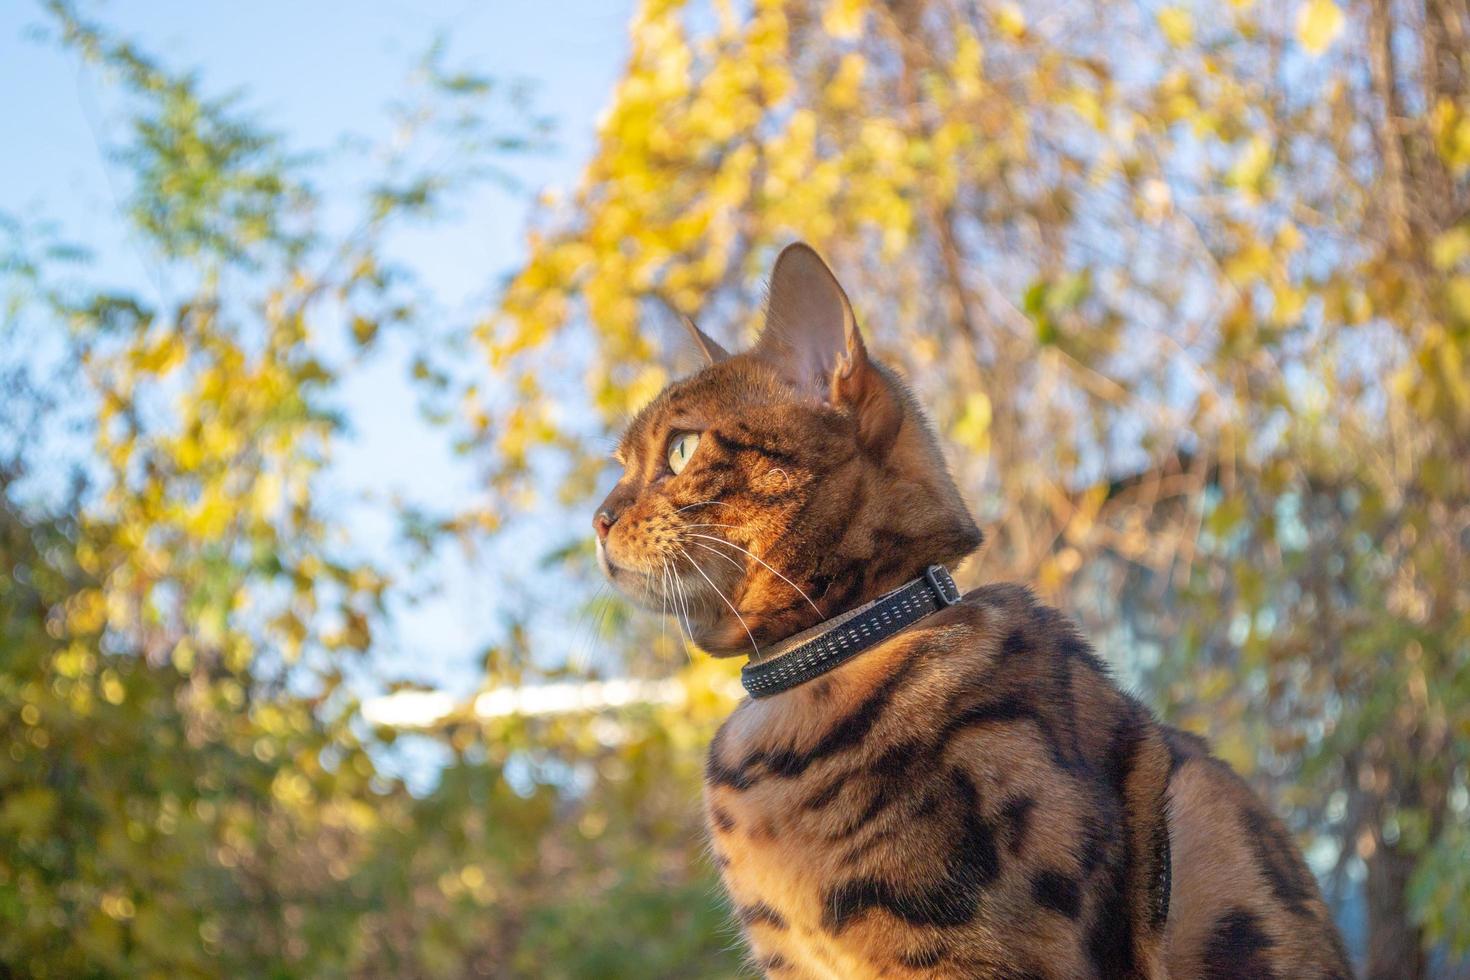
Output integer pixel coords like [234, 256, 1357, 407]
[706, 429, 799, 467]
[1100, 707, 1147, 798]
[999, 795, 1036, 856]
[832, 783, 895, 840]
[757, 951, 789, 972]
[764, 748, 807, 779]
[822, 769, 999, 933]
[897, 946, 947, 969]
[798, 661, 916, 762]
[939, 696, 1080, 773]
[1085, 846, 1136, 976]
[1047, 655, 1085, 767]
[999, 629, 1028, 660]
[705, 725, 756, 790]
[873, 741, 917, 778]
[706, 656, 922, 790]
[1241, 806, 1313, 916]
[1202, 908, 1276, 980]
[739, 902, 788, 930]
[910, 788, 943, 819]
[1056, 631, 1110, 676]
[826, 741, 919, 837]
[802, 771, 851, 811]
[711, 806, 736, 832]
[1076, 812, 1114, 875]
[1031, 870, 1082, 919]
[808, 572, 835, 601]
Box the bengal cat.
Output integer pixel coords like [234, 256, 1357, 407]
[593, 243, 1351, 978]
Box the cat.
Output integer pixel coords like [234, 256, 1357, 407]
[593, 243, 1351, 978]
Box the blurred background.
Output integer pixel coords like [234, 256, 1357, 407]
[2, 0, 1468, 976]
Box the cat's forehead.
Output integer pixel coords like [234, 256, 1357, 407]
[616, 358, 780, 459]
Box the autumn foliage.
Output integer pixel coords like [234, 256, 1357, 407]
[3, 0, 1469, 976]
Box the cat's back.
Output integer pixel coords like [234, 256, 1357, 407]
[705, 583, 1174, 978]
[1160, 726, 1352, 979]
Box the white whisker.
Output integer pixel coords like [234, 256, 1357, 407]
[666, 560, 697, 664]
[568, 582, 611, 674]
[676, 574, 699, 664]
[679, 546, 760, 658]
[691, 540, 745, 574]
[685, 533, 822, 616]
[659, 560, 670, 658]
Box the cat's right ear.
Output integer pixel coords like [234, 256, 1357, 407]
[754, 243, 903, 452]
[753, 243, 856, 396]
[680, 315, 730, 366]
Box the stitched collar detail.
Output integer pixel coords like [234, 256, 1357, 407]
[739, 565, 962, 699]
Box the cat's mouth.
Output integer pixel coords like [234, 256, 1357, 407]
[596, 537, 728, 623]
[598, 538, 673, 605]
[598, 536, 789, 659]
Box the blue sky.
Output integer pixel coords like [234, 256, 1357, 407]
[2, 1, 633, 702]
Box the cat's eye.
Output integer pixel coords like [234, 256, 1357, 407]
[667, 432, 701, 475]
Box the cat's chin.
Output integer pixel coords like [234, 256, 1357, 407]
[598, 552, 691, 617]
[596, 540, 645, 594]
[596, 542, 758, 656]
[599, 561, 657, 609]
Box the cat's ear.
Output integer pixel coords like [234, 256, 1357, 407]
[755, 243, 902, 450]
[680, 315, 729, 365]
[754, 243, 855, 393]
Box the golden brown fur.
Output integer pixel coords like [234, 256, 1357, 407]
[595, 244, 1350, 978]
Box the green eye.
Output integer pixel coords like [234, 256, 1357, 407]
[667, 432, 700, 475]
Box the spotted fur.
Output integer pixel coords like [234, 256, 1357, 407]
[595, 244, 1350, 978]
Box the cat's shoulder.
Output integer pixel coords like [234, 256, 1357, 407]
[933, 580, 1114, 677]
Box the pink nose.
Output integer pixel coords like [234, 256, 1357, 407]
[594, 509, 616, 540]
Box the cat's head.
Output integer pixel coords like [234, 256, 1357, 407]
[593, 243, 981, 658]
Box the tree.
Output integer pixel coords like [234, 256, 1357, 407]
[2, 4, 740, 975]
[484, 0, 1470, 973]
[8, 0, 1469, 974]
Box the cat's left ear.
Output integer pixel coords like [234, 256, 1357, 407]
[754, 243, 902, 450]
[680, 315, 729, 365]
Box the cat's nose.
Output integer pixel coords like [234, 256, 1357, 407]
[594, 485, 633, 541]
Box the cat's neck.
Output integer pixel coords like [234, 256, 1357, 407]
[738, 565, 963, 696]
[745, 587, 894, 666]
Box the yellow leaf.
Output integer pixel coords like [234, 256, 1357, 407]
[1158, 7, 1194, 47]
[65, 588, 107, 634]
[952, 392, 992, 453]
[1296, 0, 1343, 55]
[1446, 276, 1470, 328]
[1227, 136, 1273, 195]
[101, 669, 126, 705]
[996, 2, 1026, 39]
[1431, 225, 1470, 270]
[825, 52, 866, 109]
[821, 0, 864, 40]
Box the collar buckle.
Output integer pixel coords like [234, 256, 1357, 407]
[925, 565, 961, 606]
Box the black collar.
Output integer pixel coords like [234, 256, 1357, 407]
[740, 566, 963, 698]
